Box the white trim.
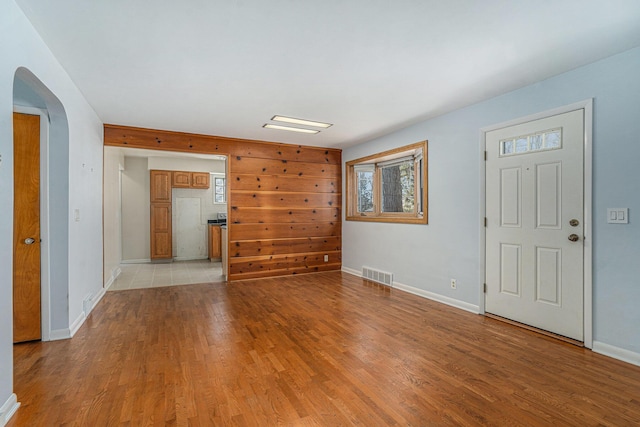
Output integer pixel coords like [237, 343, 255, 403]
[12, 105, 52, 342]
[0, 393, 20, 426]
[173, 256, 208, 262]
[341, 267, 480, 314]
[104, 266, 121, 291]
[121, 258, 151, 264]
[342, 266, 362, 277]
[593, 341, 640, 367]
[69, 311, 86, 337]
[49, 328, 71, 341]
[50, 311, 86, 341]
[479, 99, 594, 349]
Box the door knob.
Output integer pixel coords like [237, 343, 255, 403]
[568, 234, 579, 242]
[569, 219, 579, 227]
[24, 237, 35, 245]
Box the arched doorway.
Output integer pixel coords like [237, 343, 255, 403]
[12, 67, 70, 342]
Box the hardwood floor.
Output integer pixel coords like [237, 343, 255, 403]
[9, 272, 640, 426]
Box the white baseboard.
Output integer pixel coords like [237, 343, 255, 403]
[0, 393, 19, 427]
[593, 341, 640, 367]
[173, 256, 208, 261]
[121, 258, 151, 264]
[69, 311, 86, 337]
[104, 266, 122, 290]
[50, 328, 71, 340]
[341, 267, 480, 314]
[49, 286, 109, 341]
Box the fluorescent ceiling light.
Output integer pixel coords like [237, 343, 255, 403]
[271, 115, 332, 128]
[263, 124, 320, 134]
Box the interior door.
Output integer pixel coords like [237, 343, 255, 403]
[13, 112, 42, 343]
[485, 109, 584, 341]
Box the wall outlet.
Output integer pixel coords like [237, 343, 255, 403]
[324, 254, 329, 262]
[450, 279, 457, 289]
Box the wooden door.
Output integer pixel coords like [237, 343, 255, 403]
[485, 109, 584, 341]
[150, 170, 172, 260]
[13, 112, 42, 343]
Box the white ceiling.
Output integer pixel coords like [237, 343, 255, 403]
[15, 0, 640, 149]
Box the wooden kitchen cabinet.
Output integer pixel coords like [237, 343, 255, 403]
[150, 170, 172, 203]
[172, 171, 191, 188]
[172, 171, 210, 189]
[150, 170, 172, 260]
[191, 172, 210, 189]
[209, 224, 222, 260]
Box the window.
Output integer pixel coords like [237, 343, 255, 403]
[346, 141, 427, 224]
[212, 174, 226, 204]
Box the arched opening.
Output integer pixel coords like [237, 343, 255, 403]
[12, 67, 70, 342]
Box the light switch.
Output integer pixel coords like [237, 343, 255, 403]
[607, 208, 629, 224]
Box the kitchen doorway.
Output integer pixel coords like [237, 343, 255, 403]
[103, 146, 227, 290]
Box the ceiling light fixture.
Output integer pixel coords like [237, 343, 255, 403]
[263, 124, 320, 134]
[271, 115, 332, 128]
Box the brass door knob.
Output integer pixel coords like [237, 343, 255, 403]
[568, 234, 579, 242]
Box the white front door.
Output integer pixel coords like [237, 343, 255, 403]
[485, 109, 584, 341]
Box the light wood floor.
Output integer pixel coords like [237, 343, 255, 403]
[9, 272, 640, 426]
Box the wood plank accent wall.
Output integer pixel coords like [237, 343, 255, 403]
[104, 124, 342, 281]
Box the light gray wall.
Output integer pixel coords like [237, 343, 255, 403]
[1, 0, 104, 414]
[103, 148, 124, 283]
[343, 46, 640, 357]
[121, 157, 150, 261]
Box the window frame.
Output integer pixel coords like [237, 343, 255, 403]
[212, 173, 226, 204]
[346, 141, 428, 224]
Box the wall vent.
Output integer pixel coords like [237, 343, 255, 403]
[362, 266, 393, 287]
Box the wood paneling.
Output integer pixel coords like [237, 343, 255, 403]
[231, 156, 340, 177]
[229, 251, 342, 274]
[104, 124, 342, 280]
[230, 236, 341, 257]
[229, 222, 341, 240]
[231, 174, 340, 193]
[231, 191, 340, 208]
[230, 207, 340, 224]
[9, 272, 640, 425]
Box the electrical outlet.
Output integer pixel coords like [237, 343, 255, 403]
[450, 279, 457, 289]
[324, 254, 329, 262]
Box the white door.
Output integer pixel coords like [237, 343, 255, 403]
[485, 109, 584, 341]
[175, 197, 205, 260]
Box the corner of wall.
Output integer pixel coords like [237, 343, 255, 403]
[0, 393, 20, 426]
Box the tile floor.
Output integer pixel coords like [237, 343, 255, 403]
[108, 259, 224, 291]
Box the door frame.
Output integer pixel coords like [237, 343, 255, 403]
[13, 105, 51, 342]
[478, 99, 593, 348]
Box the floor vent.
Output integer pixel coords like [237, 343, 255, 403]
[362, 266, 393, 287]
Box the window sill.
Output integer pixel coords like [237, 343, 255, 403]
[346, 215, 427, 224]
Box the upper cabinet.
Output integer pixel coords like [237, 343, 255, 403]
[172, 171, 191, 188]
[191, 172, 210, 189]
[150, 170, 172, 203]
[171, 171, 210, 189]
